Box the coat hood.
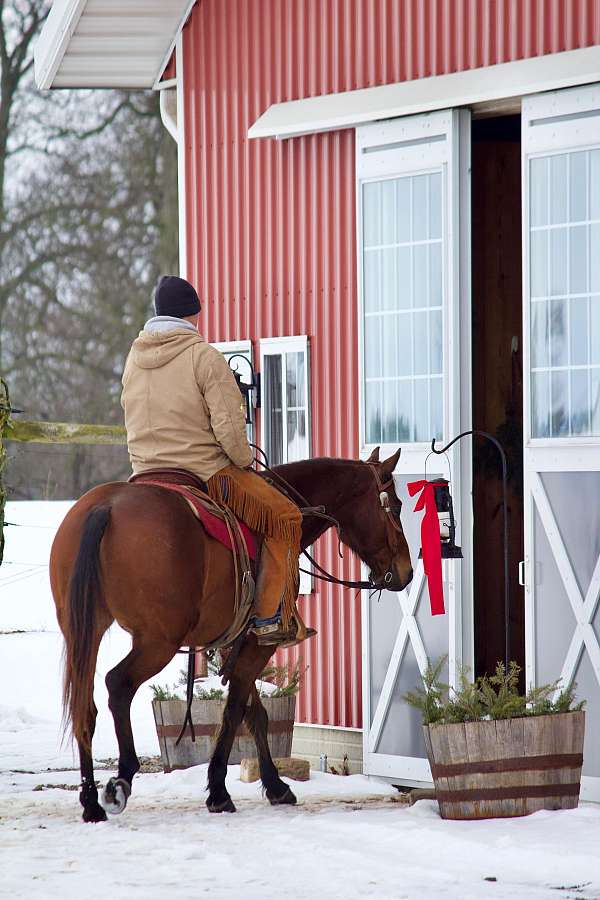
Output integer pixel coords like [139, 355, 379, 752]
[130, 328, 205, 369]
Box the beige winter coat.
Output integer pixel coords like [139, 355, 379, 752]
[121, 327, 253, 481]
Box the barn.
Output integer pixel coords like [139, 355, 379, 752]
[35, 0, 600, 800]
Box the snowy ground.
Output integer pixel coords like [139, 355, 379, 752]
[1, 502, 600, 900]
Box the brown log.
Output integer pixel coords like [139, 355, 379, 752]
[240, 756, 310, 783]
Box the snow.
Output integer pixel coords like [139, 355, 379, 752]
[1, 502, 600, 900]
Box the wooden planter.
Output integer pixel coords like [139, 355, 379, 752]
[423, 711, 585, 820]
[152, 694, 296, 773]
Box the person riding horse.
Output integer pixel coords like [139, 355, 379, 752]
[120, 274, 312, 648]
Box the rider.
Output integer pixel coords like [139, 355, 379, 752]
[121, 275, 313, 647]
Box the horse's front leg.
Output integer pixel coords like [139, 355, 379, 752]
[206, 638, 273, 813]
[245, 684, 297, 806]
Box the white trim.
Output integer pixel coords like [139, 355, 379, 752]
[249, 46, 600, 141]
[175, 33, 187, 279]
[259, 336, 312, 595]
[159, 88, 178, 143]
[152, 0, 197, 91]
[156, 77, 178, 92]
[34, 0, 87, 91]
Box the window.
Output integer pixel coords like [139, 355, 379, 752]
[529, 150, 600, 437]
[361, 172, 444, 446]
[260, 336, 310, 466]
[260, 336, 311, 593]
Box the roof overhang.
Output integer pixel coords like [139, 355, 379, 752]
[34, 0, 195, 90]
[249, 45, 600, 140]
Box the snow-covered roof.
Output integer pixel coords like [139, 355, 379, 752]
[34, 0, 194, 90]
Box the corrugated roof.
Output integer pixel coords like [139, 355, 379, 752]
[34, 0, 194, 90]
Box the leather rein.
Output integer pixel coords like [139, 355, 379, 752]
[251, 446, 402, 593]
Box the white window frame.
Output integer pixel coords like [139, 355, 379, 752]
[260, 335, 312, 595]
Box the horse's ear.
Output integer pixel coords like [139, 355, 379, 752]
[381, 448, 401, 476]
[366, 446, 380, 463]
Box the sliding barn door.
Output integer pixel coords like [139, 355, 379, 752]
[357, 110, 472, 784]
[523, 85, 600, 802]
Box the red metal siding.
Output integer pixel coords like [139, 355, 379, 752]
[181, 0, 600, 729]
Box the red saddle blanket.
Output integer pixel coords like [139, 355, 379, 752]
[130, 474, 257, 561]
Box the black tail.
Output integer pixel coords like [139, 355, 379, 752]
[63, 506, 111, 750]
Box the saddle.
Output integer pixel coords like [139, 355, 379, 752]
[129, 468, 257, 559]
[129, 468, 257, 651]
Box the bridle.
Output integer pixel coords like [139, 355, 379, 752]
[251, 445, 405, 592]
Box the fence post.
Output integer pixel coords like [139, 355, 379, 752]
[0, 378, 11, 567]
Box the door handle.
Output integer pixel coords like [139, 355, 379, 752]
[518, 560, 525, 587]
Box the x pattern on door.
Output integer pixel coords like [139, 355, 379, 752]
[531, 471, 600, 694]
[367, 561, 428, 753]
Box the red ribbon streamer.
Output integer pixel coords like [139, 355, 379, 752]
[407, 480, 446, 616]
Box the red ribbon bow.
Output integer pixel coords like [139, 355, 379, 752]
[407, 480, 446, 616]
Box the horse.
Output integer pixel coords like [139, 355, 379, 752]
[49, 446, 413, 822]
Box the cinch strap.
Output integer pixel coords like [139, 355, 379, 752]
[406, 480, 446, 616]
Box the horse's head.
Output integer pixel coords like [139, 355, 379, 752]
[339, 447, 413, 593]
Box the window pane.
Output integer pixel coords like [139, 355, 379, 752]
[382, 248, 397, 311]
[396, 246, 412, 308]
[430, 378, 443, 440]
[550, 228, 567, 296]
[413, 244, 427, 308]
[366, 381, 382, 444]
[382, 383, 397, 444]
[381, 180, 396, 244]
[396, 178, 411, 243]
[413, 379, 428, 441]
[286, 352, 297, 407]
[429, 173, 442, 239]
[530, 157, 548, 227]
[363, 249, 380, 312]
[550, 154, 568, 224]
[532, 372, 550, 438]
[570, 370, 589, 435]
[531, 230, 548, 298]
[551, 371, 569, 436]
[429, 242, 442, 307]
[591, 224, 600, 293]
[296, 352, 305, 406]
[382, 315, 398, 379]
[569, 225, 588, 295]
[265, 355, 283, 465]
[592, 371, 600, 434]
[569, 152, 587, 223]
[591, 150, 600, 220]
[365, 316, 382, 378]
[412, 175, 427, 241]
[413, 311, 428, 376]
[532, 301, 549, 368]
[397, 381, 412, 441]
[550, 299, 568, 367]
[287, 410, 307, 460]
[363, 182, 381, 247]
[397, 314, 412, 376]
[430, 310, 442, 375]
[591, 297, 600, 365]
[570, 296, 588, 367]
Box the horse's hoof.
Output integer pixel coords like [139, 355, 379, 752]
[206, 795, 237, 813]
[102, 777, 131, 816]
[268, 786, 297, 806]
[82, 802, 108, 823]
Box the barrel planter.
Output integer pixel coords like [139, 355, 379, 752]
[152, 695, 296, 773]
[422, 711, 585, 820]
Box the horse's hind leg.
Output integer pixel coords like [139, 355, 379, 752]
[78, 702, 107, 823]
[102, 637, 178, 815]
[245, 685, 296, 806]
[206, 640, 273, 813]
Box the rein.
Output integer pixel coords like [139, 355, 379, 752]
[249, 444, 397, 592]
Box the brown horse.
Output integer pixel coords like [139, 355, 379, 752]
[50, 447, 412, 822]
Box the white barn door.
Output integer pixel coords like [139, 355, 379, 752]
[523, 85, 600, 802]
[357, 110, 472, 784]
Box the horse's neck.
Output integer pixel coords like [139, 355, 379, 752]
[273, 459, 359, 550]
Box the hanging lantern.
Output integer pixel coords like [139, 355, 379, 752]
[418, 478, 463, 560]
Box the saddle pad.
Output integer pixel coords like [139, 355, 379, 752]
[137, 479, 257, 561]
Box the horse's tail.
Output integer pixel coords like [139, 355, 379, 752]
[62, 505, 112, 751]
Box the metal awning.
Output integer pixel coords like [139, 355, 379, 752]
[34, 0, 194, 90]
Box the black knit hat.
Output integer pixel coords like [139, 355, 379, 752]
[154, 275, 201, 318]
